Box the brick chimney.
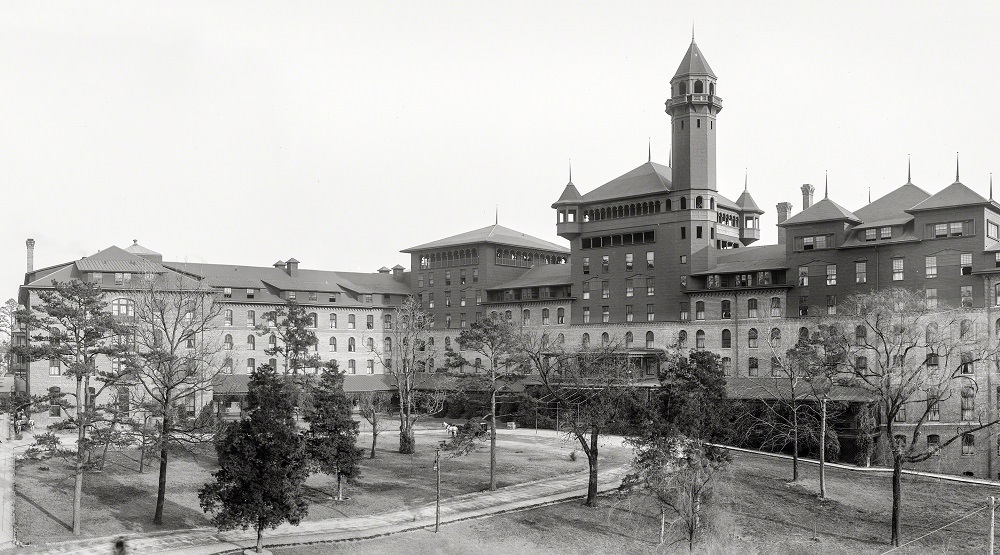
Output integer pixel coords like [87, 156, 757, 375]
[801, 184, 815, 210]
[273, 260, 285, 271]
[26, 238, 35, 273]
[392, 264, 405, 281]
[776, 202, 793, 244]
[285, 258, 299, 277]
[377, 266, 390, 274]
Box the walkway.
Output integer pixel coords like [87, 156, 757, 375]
[0, 430, 41, 552]
[14, 429, 629, 554]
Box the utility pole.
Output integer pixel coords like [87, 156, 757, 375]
[989, 495, 995, 555]
[819, 397, 827, 499]
[434, 447, 441, 533]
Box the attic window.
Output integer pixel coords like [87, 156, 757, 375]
[364, 294, 373, 303]
[865, 228, 876, 241]
[329, 294, 337, 302]
[309, 292, 318, 301]
[247, 288, 255, 299]
[223, 287, 232, 298]
[880, 227, 892, 239]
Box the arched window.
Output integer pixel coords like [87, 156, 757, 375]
[247, 335, 255, 350]
[384, 337, 392, 354]
[522, 309, 531, 326]
[680, 197, 688, 210]
[678, 330, 687, 348]
[366, 337, 374, 351]
[961, 319, 973, 340]
[582, 333, 590, 347]
[709, 82, 715, 95]
[247, 310, 255, 326]
[222, 357, 233, 374]
[646, 331, 654, 349]
[678, 82, 687, 95]
[721, 329, 732, 348]
[542, 308, 550, 325]
[348, 337, 356, 352]
[771, 357, 782, 376]
[926, 322, 939, 344]
[799, 327, 809, 342]
[269, 334, 277, 349]
[748, 328, 758, 349]
[855, 325, 867, 346]
[224, 334, 233, 350]
[696, 196, 704, 208]
[557, 307, 565, 324]
[445, 337, 451, 350]
[557, 333, 565, 344]
[329, 337, 337, 352]
[111, 298, 134, 317]
[625, 332, 633, 347]
[747, 299, 758, 318]
[247, 358, 255, 372]
[330, 314, 337, 328]
[308, 313, 318, 328]
[694, 80, 704, 93]
[721, 300, 731, 319]
[665, 199, 672, 211]
[721, 357, 732, 376]
[770, 328, 781, 348]
[696, 330, 705, 349]
[505, 310, 512, 322]
[710, 198, 715, 210]
[770, 297, 781, 317]
[269, 358, 277, 370]
[601, 332, 610, 345]
[748, 357, 759, 376]
[695, 301, 705, 320]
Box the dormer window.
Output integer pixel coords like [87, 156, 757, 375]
[865, 228, 877, 241]
[880, 226, 892, 239]
[247, 288, 255, 299]
[223, 287, 232, 298]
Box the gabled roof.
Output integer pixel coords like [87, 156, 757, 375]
[402, 224, 568, 254]
[75, 246, 164, 273]
[552, 181, 583, 207]
[488, 263, 572, 290]
[673, 40, 716, 79]
[853, 182, 929, 222]
[907, 181, 987, 212]
[691, 244, 788, 276]
[735, 189, 763, 213]
[579, 161, 672, 203]
[779, 198, 861, 226]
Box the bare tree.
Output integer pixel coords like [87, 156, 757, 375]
[354, 391, 391, 458]
[821, 288, 1000, 547]
[128, 274, 224, 524]
[14, 280, 132, 535]
[0, 298, 17, 375]
[369, 297, 450, 454]
[520, 333, 643, 506]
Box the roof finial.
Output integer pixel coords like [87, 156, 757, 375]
[956, 151, 960, 183]
[744, 168, 748, 192]
[991, 172, 994, 201]
[568, 158, 572, 184]
[907, 154, 912, 184]
[668, 147, 672, 168]
[824, 170, 829, 199]
[648, 138, 651, 163]
[495, 205, 498, 225]
[868, 187, 871, 203]
[133, 239, 138, 245]
[692, 21, 695, 43]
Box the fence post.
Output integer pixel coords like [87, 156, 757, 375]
[989, 495, 995, 555]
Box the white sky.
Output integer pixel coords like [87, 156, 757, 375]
[3, 1, 999, 298]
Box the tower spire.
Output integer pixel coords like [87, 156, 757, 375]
[956, 152, 960, 183]
[991, 172, 994, 201]
[824, 170, 829, 199]
[868, 187, 871, 203]
[744, 168, 748, 191]
[648, 138, 651, 163]
[568, 158, 572, 184]
[692, 21, 695, 42]
[907, 154, 912, 184]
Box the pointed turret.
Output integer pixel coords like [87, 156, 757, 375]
[552, 163, 583, 240]
[673, 39, 717, 79]
[736, 171, 763, 245]
[666, 39, 721, 192]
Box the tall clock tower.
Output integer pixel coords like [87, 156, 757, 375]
[665, 38, 722, 192]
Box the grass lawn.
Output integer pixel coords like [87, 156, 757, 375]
[14, 419, 632, 547]
[270, 450, 1000, 554]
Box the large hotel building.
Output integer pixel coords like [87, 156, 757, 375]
[14, 40, 1000, 478]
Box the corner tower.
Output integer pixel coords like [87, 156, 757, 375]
[665, 39, 722, 191]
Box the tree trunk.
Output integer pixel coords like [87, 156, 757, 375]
[256, 524, 264, 553]
[585, 428, 599, 506]
[337, 472, 343, 501]
[98, 411, 119, 471]
[891, 454, 902, 547]
[819, 399, 827, 499]
[73, 375, 84, 535]
[370, 428, 378, 459]
[791, 403, 799, 482]
[153, 415, 170, 525]
[489, 385, 497, 491]
[399, 423, 415, 454]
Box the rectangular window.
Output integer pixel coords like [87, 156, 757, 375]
[601, 306, 609, 323]
[460, 269, 466, 285]
[928, 396, 940, 421]
[826, 264, 837, 285]
[91, 272, 102, 283]
[476, 290, 482, 305]
[367, 360, 374, 374]
[962, 434, 975, 455]
[892, 258, 904, 281]
[926, 288, 938, 309]
[681, 227, 686, 240]
[679, 302, 689, 321]
[418, 274, 424, 288]
[473, 269, 479, 283]
[798, 296, 809, 317]
[582, 257, 590, 275]
[583, 307, 590, 324]
[950, 222, 964, 236]
[880, 226, 892, 239]
[599, 280, 608, 299]
[625, 253, 633, 271]
[962, 285, 974, 308]
[329, 294, 338, 303]
[288, 291, 297, 301]
[990, 221, 1000, 239]
[625, 279, 634, 297]
[680, 254, 688, 264]
[625, 305, 633, 322]
[803, 236, 814, 250]
[827, 295, 837, 315]
[366, 315, 374, 329]
[925, 256, 937, 278]
[962, 391, 975, 421]
[865, 228, 877, 241]
[696, 226, 703, 239]
[647, 304, 654, 322]
[444, 291, 451, 308]
[798, 266, 809, 286]
[348, 314, 356, 329]
[601, 255, 609, 273]
[996, 253, 1000, 269]
[429, 273, 434, 286]
[646, 251, 654, 270]
[646, 277, 655, 296]
[961, 253, 973, 275]
[582, 282, 590, 300]
[223, 287, 232, 298]
[856, 261, 867, 284]
[49, 359, 61, 376]
[935, 223, 948, 237]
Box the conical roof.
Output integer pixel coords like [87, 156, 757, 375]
[907, 181, 987, 212]
[124, 240, 160, 257]
[673, 40, 716, 79]
[736, 189, 763, 213]
[552, 181, 583, 207]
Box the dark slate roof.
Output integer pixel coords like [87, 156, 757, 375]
[715, 193, 739, 211]
[852, 215, 914, 231]
[552, 181, 583, 207]
[212, 374, 251, 395]
[335, 271, 412, 295]
[75, 246, 164, 273]
[779, 198, 862, 226]
[853, 182, 929, 222]
[488, 263, 572, 290]
[673, 40, 716, 78]
[163, 263, 411, 299]
[735, 189, 763, 213]
[402, 224, 568, 254]
[343, 374, 396, 393]
[907, 181, 988, 212]
[692, 244, 788, 275]
[579, 161, 672, 203]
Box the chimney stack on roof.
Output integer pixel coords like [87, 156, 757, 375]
[392, 264, 405, 281]
[285, 258, 299, 277]
[26, 238, 35, 273]
[776, 202, 793, 244]
[377, 266, 390, 274]
[801, 184, 815, 210]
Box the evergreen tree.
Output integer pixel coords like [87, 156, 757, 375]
[304, 368, 362, 500]
[199, 364, 309, 554]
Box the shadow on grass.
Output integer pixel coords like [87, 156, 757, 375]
[15, 489, 72, 532]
